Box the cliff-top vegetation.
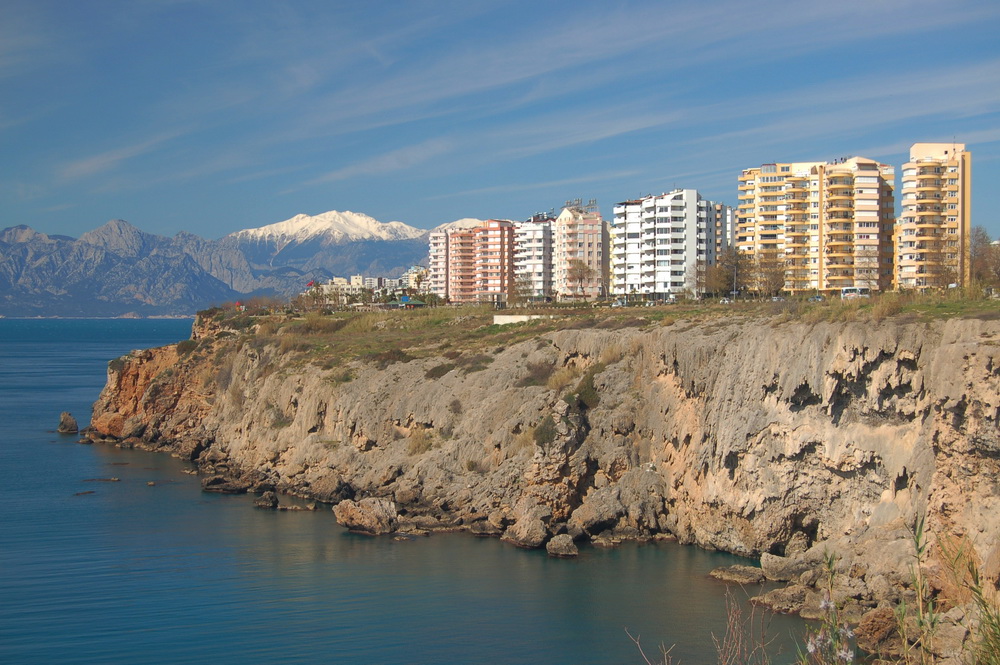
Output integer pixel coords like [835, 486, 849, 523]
[195, 288, 1000, 371]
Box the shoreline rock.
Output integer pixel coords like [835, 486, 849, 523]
[57, 412, 79, 434]
[84, 312, 1000, 638]
[333, 497, 399, 535]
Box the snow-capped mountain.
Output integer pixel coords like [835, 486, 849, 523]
[229, 210, 426, 245]
[0, 211, 435, 316]
[432, 218, 485, 232]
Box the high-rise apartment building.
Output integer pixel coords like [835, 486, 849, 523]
[474, 220, 516, 305]
[427, 230, 449, 299]
[895, 142, 972, 289]
[737, 157, 895, 294]
[428, 204, 607, 305]
[611, 189, 730, 298]
[446, 229, 477, 303]
[553, 201, 606, 299]
[514, 214, 554, 300]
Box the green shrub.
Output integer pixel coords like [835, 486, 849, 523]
[426, 363, 456, 379]
[176, 339, 198, 355]
[572, 363, 605, 410]
[533, 415, 558, 447]
[456, 353, 493, 373]
[327, 369, 353, 385]
[516, 361, 555, 387]
[367, 348, 413, 369]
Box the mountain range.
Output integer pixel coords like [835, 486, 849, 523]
[0, 211, 446, 317]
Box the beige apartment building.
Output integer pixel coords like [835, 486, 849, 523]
[895, 142, 972, 289]
[553, 202, 606, 299]
[737, 156, 895, 295]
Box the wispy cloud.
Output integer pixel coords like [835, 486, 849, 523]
[426, 170, 642, 201]
[57, 131, 186, 180]
[286, 138, 455, 192]
[0, 3, 52, 80]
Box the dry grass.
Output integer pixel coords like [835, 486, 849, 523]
[547, 365, 583, 392]
[406, 427, 434, 455]
[202, 293, 1000, 382]
[510, 428, 535, 453]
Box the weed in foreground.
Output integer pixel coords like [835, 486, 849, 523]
[797, 553, 857, 664]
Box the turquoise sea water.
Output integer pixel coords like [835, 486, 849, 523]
[0, 319, 804, 664]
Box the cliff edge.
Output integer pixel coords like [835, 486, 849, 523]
[89, 309, 1000, 627]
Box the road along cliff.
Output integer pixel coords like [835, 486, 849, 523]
[88, 310, 1000, 636]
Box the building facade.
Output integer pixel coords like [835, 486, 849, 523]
[513, 215, 554, 301]
[737, 157, 895, 295]
[446, 229, 478, 303]
[553, 201, 605, 299]
[611, 189, 730, 298]
[427, 230, 449, 299]
[474, 220, 516, 305]
[895, 142, 972, 289]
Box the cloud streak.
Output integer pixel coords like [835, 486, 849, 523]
[57, 131, 187, 180]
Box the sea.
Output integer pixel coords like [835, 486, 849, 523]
[0, 318, 804, 664]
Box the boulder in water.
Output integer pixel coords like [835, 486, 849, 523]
[546, 534, 579, 558]
[57, 412, 79, 434]
[333, 497, 398, 534]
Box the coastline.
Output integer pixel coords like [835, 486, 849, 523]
[86, 308, 1000, 659]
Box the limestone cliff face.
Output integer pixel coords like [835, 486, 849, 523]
[90, 314, 1000, 611]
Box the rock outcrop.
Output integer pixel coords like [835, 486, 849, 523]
[87, 312, 1000, 631]
[57, 411, 79, 434]
[333, 497, 399, 534]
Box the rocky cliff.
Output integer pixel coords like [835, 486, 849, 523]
[88, 311, 1000, 635]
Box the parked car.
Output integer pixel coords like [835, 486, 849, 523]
[719, 297, 732, 305]
[770, 296, 786, 302]
[807, 295, 824, 303]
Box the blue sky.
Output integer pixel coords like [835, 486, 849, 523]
[2, 0, 1000, 239]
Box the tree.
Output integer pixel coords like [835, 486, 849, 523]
[566, 259, 596, 299]
[970, 226, 994, 286]
[988, 243, 1000, 287]
[686, 259, 708, 299]
[853, 242, 881, 292]
[706, 247, 750, 297]
[752, 249, 787, 298]
[508, 274, 535, 308]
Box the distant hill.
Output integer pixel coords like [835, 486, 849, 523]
[0, 211, 435, 317]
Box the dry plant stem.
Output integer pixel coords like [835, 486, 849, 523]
[712, 588, 774, 665]
[627, 628, 674, 665]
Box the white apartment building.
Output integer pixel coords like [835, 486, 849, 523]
[611, 189, 729, 298]
[427, 230, 449, 298]
[514, 215, 554, 300]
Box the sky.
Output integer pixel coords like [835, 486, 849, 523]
[2, 0, 1000, 240]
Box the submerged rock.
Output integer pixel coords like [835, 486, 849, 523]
[710, 565, 765, 585]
